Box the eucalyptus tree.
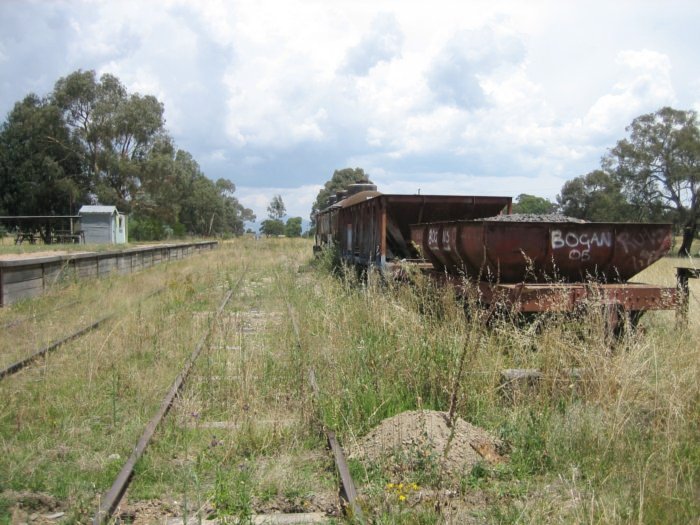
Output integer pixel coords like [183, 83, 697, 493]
[216, 178, 256, 235]
[260, 195, 286, 236]
[267, 194, 286, 221]
[557, 170, 637, 222]
[0, 94, 86, 215]
[604, 107, 700, 256]
[2, 69, 254, 240]
[310, 167, 372, 223]
[512, 194, 556, 215]
[285, 217, 303, 237]
[52, 69, 165, 210]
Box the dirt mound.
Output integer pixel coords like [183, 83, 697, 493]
[350, 410, 504, 479]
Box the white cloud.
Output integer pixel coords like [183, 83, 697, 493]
[377, 172, 565, 201]
[427, 23, 525, 109]
[583, 50, 675, 134]
[341, 12, 404, 76]
[1, 0, 698, 202]
[203, 149, 227, 162]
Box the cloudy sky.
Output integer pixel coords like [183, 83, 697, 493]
[1, 0, 699, 224]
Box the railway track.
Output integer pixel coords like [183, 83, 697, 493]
[286, 300, 364, 523]
[92, 275, 363, 524]
[93, 287, 236, 524]
[0, 287, 164, 381]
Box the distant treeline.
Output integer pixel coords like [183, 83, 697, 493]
[0, 70, 254, 240]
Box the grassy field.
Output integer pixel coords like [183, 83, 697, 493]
[0, 237, 698, 524]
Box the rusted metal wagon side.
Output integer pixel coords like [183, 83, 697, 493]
[316, 193, 512, 269]
[411, 219, 679, 331]
[410, 220, 673, 283]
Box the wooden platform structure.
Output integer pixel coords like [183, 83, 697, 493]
[0, 241, 217, 307]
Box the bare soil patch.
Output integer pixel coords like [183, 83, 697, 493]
[350, 410, 505, 479]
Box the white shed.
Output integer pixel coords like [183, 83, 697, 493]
[78, 205, 128, 244]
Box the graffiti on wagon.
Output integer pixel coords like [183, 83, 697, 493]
[428, 226, 451, 252]
[551, 229, 613, 261]
[617, 228, 670, 271]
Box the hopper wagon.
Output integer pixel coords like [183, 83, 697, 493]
[314, 183, 512, 267]
[314, 185, 679, 332]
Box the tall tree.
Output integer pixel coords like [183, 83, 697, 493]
[0, 94, 86, 215]
[134, 139, 254, 237]
[216, 178, 255, 235]
[310, 167, 372, 223]
[1, 69, 253, 241]
[604, 107, 700, 255]
[52, 70, 165, 210]
[267, 194, 286, 221]
[260, 195, 286, 236]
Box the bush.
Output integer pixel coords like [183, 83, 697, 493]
[129, 217, 166, 241]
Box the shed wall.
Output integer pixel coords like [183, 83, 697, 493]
[82, 214, 115, 244]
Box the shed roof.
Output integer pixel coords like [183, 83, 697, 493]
[79, 205, 119, 215]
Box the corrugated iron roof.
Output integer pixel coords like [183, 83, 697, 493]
[79, 205, 119, 214]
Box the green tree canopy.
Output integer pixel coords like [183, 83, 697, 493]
[604, 107, 700, 255]
[52, 69, 165, 211]
[310, 167, 372, 223]
[1, 69, 253, 241]
[557, 170, 637, 222]
[260, 219, 285, 236]
[285, 216, 302, 237]
[511, 194, 556, 215]
[0, 94, 86, 215]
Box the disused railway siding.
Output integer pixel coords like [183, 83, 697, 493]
[0, 241, 217, 307]
[315, 189, 680, 331]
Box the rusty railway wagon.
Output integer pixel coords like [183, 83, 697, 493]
[314, 185, 678, 330]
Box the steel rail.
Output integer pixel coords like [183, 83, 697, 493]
[285, 301, 365, 523]
[93, 287, 235, 525]
[0, 287, 164, 381]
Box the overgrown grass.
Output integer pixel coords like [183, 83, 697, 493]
[289, 247, 700, 523]
[0, 246, 237, 521]
[1, 238, 698, 524]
